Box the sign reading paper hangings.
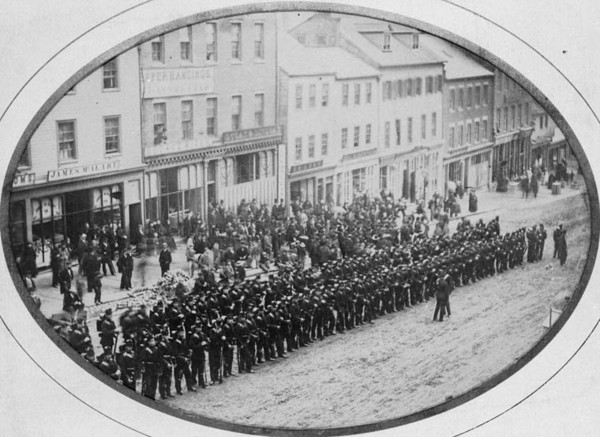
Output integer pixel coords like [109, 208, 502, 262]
[143, 67, 214, 98]
[47, 161, 120, 182]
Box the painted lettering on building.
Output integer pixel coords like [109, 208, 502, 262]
[290, 160, 323, 174]
[47, 161, 120, 182]
[143, 68, 214, 98]
[341, 148, 377, 162]
[12, 172, 35, 188]
[222, 125, 282, 144]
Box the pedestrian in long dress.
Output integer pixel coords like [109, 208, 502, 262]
[557, 224, 568, 266]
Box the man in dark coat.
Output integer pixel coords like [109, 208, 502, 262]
[158, 243, 172, 276]
[433, 271, 452, 322]
[117, 248, 134, 290]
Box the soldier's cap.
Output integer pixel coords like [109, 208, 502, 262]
[105, 308, 113, 315]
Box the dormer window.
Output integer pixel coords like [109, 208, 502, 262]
[383, 32, 391, 51]
[412, 34, 420, 49]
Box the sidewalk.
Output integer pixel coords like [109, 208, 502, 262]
[32, 175, 587, 320]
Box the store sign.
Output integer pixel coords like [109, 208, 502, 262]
[13, 172, 35, 188]
[143, 67, 214, 98]
[222, 125, 282, 144]
[341, 148, 377, 162]
[47, 161, 120, 182]
[290, 160, 323, 174]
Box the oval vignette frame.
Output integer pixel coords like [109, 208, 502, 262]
[0, 1, 598, 436]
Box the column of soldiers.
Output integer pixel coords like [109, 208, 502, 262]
[79, 214, 553, 400]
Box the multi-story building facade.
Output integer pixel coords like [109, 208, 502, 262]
[423, 35, 495, 193]
[10, 50, 144, 267]
[530, 102, 570, 172]
[278, 33, 380, 205]
[491, 69, 535, 191]
[289, 13, 445, 204]
[138, 14, 283, 231]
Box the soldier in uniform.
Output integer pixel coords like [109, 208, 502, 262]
[208, 319, 224, 384]
[157, 334, 174, 399]
[140, 336, 161, 400]
[172, 331, 196, 395]
[222, 316, 236, 377]
[118, 341, 137, 392]
[99, 308, 118, 352]
[189, 326, 208, 388]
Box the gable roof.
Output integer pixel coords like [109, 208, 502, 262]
[279, 33, 379, 79]
[420, 35, 493, 80]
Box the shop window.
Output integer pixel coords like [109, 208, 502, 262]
[235, 153, 260, 184]
[57, 120, 77, 162]
[102, 58, 119, 90]
[231, 23, 242, 60]
[153, 103, 166, 145]
[206, 23, 217, 61]
[254, 23, 264, 59]
[104, 116, 120, 154]
[206, 97, 217, 136]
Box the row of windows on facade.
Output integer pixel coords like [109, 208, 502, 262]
[295, 82, 374, 110]
[449, 83, 490, 110]
[66, 58, 119, 95]
[25, 117, 123, 165]
[495, 103, 531, 132]
[152, 94, 265, 145]
[496, 71, 523, 94]
[293, 112, 438, 161]
[151, 22, 265, 64]
[382, 75, 443, 101]
[383, 112, 438, 147]
[448, 119, 489, 148]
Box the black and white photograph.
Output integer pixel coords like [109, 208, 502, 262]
[1, 1, 599, 436]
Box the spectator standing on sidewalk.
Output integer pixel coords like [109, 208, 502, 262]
[468, 189, 478, 213]
[117, 248, 134, 291]
[557, 224, 568, 266]
[158, 243, 172, 276]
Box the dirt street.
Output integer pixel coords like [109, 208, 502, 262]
[161, 193, 591, 429]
